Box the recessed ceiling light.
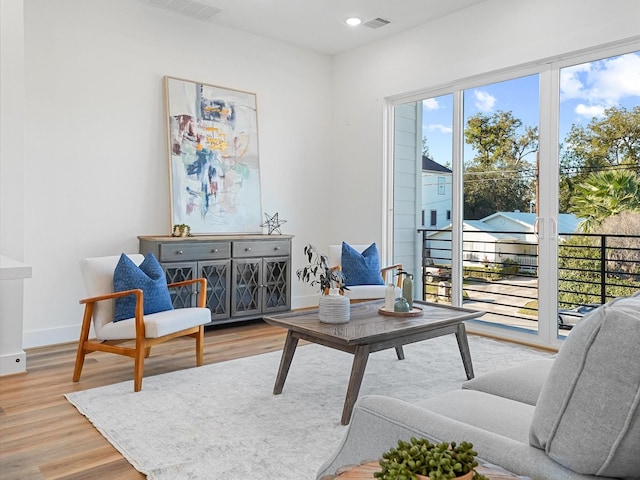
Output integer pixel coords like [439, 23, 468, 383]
[345, 17, 362, 26]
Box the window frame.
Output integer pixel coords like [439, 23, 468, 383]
[430, 209, 437, 227]
[384, 38, 640, 349]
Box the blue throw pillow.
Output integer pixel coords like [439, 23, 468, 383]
[113, 253, 173, 322]
[341, 242, 384, 287]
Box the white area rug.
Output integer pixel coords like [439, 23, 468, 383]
[65, 335, 552, 479]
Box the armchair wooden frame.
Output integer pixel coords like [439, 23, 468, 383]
[72, 277, 207, 392]
[382, 263, 404, 288]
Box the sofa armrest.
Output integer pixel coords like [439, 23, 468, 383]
[316, 395, 610, 480]
[462, 358, 555, 406]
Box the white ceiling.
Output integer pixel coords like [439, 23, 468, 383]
[136, 0, 486, 55]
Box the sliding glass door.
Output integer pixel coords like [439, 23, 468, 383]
[393, 96, 454, 305]
[556, 51, 640, 337]
[389, 43, 640, 348]
[461, 74, 541, 334]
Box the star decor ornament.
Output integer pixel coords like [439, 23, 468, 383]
[261, 212, 287, 234]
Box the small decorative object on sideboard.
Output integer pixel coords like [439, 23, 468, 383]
[296, 244, 350, 323]
[171, 224, 191, 237]
[260, 212, 287, 234]
[375, 437, 488, 480]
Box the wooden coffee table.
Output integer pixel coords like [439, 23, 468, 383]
[263, 299, 483, 425]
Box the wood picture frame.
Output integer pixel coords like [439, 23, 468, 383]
[164, 76, 262, 234]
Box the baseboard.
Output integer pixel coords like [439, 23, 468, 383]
[291, 294, 320, 310]
[23, 324, 85, 349]
[0, 350, 27, 375]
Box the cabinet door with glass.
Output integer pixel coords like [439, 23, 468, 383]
[199, 259, 231, 322]
[163, 261, 198, 309]
[262, 256, 290, 314]
[232, 258, 263, 317]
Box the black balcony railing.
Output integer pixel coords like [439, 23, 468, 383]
[557, 232, 640, 308]
[417, 228, 640, 330]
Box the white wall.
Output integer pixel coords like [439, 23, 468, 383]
[0, 0, 29, 373]
[1, 1, 25, 262]
[5, 0, 640, 348]
[17, 0, 333, 347]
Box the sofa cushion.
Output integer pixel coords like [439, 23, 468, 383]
[341, 242, 384, 287]
[463, 358, 555, 406]
[344, 284, 402, 300]
[113, 253, 174, 322]
[416, 389, 535, 443]
[100, 307, 210, 340]
[529, 292, 640, 479]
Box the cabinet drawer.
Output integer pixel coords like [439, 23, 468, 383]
[233, 240, 290, 258]
[159, 242, 230, 262]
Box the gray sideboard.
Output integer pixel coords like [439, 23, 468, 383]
[138, 235, 293, 325]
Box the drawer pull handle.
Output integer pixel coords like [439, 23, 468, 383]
[212, 249, 218, 253]
[177, 250, 183, 255]
[245, 248, 251, 252]
[274, 246, 280, 251]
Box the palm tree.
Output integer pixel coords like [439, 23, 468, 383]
[569, 169, 640, 232]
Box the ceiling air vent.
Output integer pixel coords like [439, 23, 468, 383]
[140, 0, 221, 22]
[363, 17, 391, 29]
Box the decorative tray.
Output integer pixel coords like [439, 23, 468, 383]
[378, 306, 424, 317]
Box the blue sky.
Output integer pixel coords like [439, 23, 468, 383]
[421, 51, 640, 167]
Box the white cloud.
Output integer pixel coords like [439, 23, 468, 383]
[474, 90, 496, 111]
[575, 103, 605, 118]
[423, 98, 440, 110]
[427, 124, 452, 134]
[588, 53, 640, 104]
[560, 63, 591, 101]
[561, 52, 640, 117]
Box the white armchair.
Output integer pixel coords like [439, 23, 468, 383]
[72, 254, 211, 391]
[328, 243, 403, 301]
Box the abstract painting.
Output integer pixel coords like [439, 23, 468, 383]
[164, 76, 262, 234]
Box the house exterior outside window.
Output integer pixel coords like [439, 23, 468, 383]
[421, 156, 453, 230]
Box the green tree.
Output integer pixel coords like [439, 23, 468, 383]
[463, 111, 538, 219]
[560, 106, 640, 212]
[422, 136, 431, 158]
[568, 170, 640, 232]
[600, 211, 640, 278]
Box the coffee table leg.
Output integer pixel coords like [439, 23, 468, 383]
[395, 346, 405, 360]
[455, 323, 474, 379]
[273, 330, 299, 395]
[341, 345, 370, 425]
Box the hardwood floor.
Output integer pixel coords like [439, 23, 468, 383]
[0, 320, 288, 480]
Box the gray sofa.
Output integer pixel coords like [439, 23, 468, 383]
[317, 292, 640, 480]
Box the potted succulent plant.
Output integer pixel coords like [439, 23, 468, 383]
[374, 437, 488, 480]
[296, 244, 347, 294]
[172, 223, 192, 237]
